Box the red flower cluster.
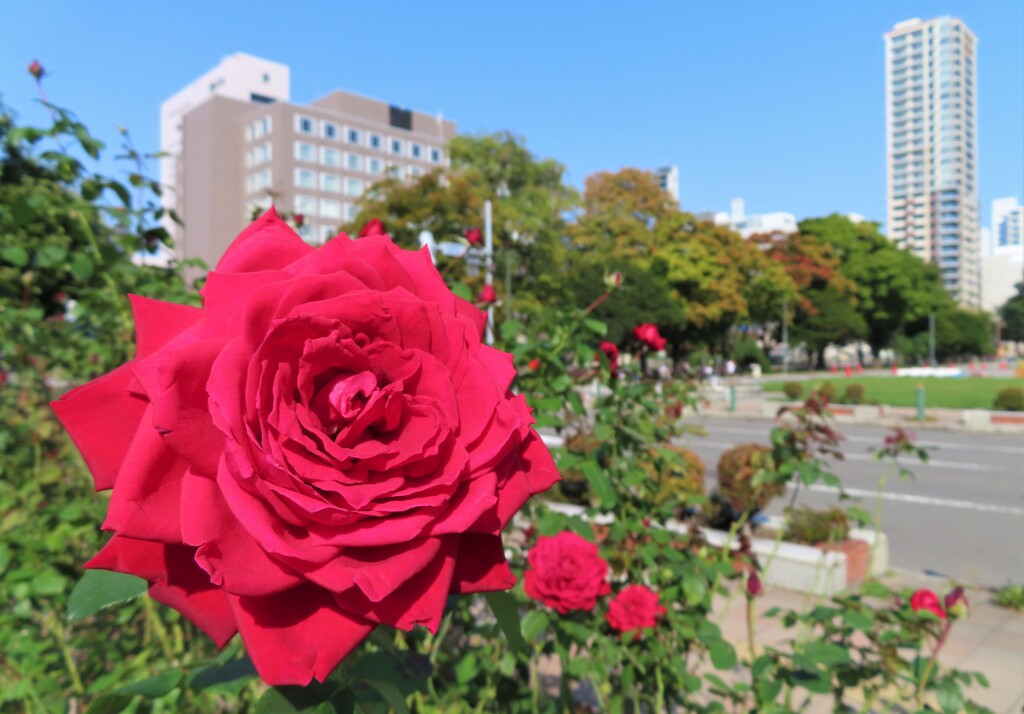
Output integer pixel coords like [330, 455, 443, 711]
[910, 587, 969, 620]
[53, 210, 560, 685]
[524, 531, 666, 639]
[606, 585, 667, 639]
[465, 227, 482, 246]
[632, 323, 666, 351]
[523, 532, 611, 613]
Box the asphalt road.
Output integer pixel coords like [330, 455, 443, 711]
[675, 417, 1024, 588]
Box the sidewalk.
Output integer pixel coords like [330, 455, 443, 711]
[698, 385, 1024, 434]
[713, 570, 1024, 713]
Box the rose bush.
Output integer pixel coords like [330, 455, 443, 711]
[523, 531, 610, 613]
[52, 210, 559, 685]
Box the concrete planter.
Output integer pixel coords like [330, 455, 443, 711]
[541, 503, 888, 597]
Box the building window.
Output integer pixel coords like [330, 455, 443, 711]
[247, 169, 273, 193]
[344, 203, 356, 221]
[386, 164, 403, 179]
[321, 173, 342, 193]
[319, 224, 336, 243]
[295, 141, 317, 162]
[369, 134, 382, 150]
[296, 223, 315, 241]
[345, 178, 364, 197]
[321, 199, 342, 220]
[346, 153, 362, 171]
[347, 128, 361, 145]
[295, 195, 317, 215]
[368, 158, 383, 175]
[250, 116, 272, 140]
[409, 166, 424, 178]
[295, 168, 317, 189]
[430, 148, 442, 163]
[411, 144, 422, 159]
[295, 115, 315, 135]
[322, 122, 338, 140]
[321, 146, 341, 167]
[390, 138, 404, 155]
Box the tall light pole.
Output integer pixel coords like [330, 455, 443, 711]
[484, 200, 494, 345]
[781, 295, 789, 374]
[928, 312, 936, 366]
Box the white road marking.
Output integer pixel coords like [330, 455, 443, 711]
[794, 483, 1024, 517]
[687, 440, 990, 471]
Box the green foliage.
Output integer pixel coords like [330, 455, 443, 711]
[643, 445, 706, 511]
[844, 383, 866, 404]
[784, 506, 850, 544]
[993, 386, 1024, 412]
[998, 282, 1024, 342]
[732, 337, 770, 370]
[993, 584, 1024, 612]
[816, 381, 838, 402]
[716, 443, 783, 514]
[782, 381, 804, 400]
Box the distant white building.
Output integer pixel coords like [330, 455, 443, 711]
[695, 198, 797, 239]
[654, 166, 679, 204]
[991, 197, 1023, 256]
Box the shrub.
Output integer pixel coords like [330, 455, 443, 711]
[716, 443, 783, 515]
[815, 381, 838, 403]
[993, 386, 1024, 412]
[646, 445, 706, 510]
[782, 381, 804, 400]
[994, 584, 1024, 612]
[844, 383, 866, 404]
[733, 337, 771, 371]
[556, 431, 603, 503]
[784, 506, 850, 544]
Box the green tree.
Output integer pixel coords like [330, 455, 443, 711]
[798, 215, 950, 357]
[788, 286, 868, 368]
[998, 282, 1024, 342]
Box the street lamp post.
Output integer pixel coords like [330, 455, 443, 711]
[484, 200, 494, 345]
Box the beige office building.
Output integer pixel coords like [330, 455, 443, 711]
[160, 53, 456, 269]
[884, 17, 980, 307]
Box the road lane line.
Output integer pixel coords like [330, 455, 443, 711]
[687, 441, 992, 471]
[795, 484, 1024, 516]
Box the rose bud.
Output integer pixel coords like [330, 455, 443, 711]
[527, 358, 540, 371]
[909, 588, 946, 619]
[944, 586, 968, 618]
[478, 284, 497, 304]
[604, 271, 623, 290]
[358, 218, 386, 237]
[28, 60, 44, 80]
[465, 227, 482, 246]
[746, 572, 763, 597]
[293, 213, 305, 228]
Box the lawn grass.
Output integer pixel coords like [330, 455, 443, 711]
[762, 376, 1024, 410]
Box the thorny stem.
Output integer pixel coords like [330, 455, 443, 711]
[582, 291, 611, 315]
[916, 619, 954, 707]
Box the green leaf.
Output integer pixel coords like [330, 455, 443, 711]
[187, 657, 257, 691]
[804, 641, 851, 665]
[254, 682, 343, 713]
[67, 570, 148, 622]
[85, 693, 133, 714]
[115, 670, 182, 697]
[581, 461, 617, 508]
[521, 610, 550, 642]
[841, 610, 874, 632]
[454, 653, 479, 684]
[69, 252, 95, 281]
[450, 282, 472, 301]
[35, 244, 68, 268]
[364, 679, 410, 714]
[484, 591, 526, 651]
[936, 680, 964, 714]
[583, 318, 607, 335]
[0, 246, 29, 267]
[708, 642, 737, 670]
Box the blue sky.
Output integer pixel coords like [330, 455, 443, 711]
[2, 1, 1021, 227]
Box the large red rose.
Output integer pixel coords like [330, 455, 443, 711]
[523, 531, 610, 613]
[606, 585, 666, 639]
[52, 209, 560, 685]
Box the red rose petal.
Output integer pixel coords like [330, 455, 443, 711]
[492, 433, 561, 529]
[450, 534, 517, 594]
[214, 208, 314, 275]
[87, 537, 236, 648]
[228, 585, 374, 686]
[51, 362, 147, 491]
[128, 294, 201, 360]
[103, 405, 189, 542]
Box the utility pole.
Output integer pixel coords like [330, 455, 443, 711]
[781, 296, 789, 374]
[484, 200, 494, 345]
[928, 313, 936, 366]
